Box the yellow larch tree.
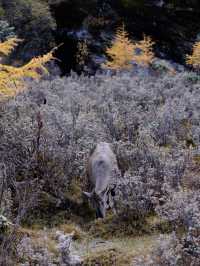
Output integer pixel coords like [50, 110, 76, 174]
[133, 35, 155, 66]
[186, 41, 200, 69]
[0, 38, 21, 56]
[0, 38, 54, 101]
[103, 25, 155, 70]
[103, 25, 135, 70]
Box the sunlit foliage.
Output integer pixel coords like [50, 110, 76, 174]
[0, 37, 21, 56]
[0, 38, 54, 100]
[104, 25, 155, 70]
[103, 25, 135, 70]
[186, 40, 200, 69]
[133, 35, 155, 66]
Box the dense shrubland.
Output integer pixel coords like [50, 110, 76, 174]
[0, 67, 200, 263]
[133, 191, 200, 265]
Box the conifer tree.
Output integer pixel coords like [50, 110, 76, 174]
[133, 35, 155, 66]
[104, 25, 135, 70]
[0, 37, 54, 101]
[186, 41, 200, 69]
[0, 37, 20, 56]
[104, 25, 155, 70]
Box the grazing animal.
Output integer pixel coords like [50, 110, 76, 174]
[83, 142, 120, 218]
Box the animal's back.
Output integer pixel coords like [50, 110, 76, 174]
[88, 142, 118, 193]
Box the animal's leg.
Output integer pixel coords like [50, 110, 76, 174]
[96, 208, 103, 219]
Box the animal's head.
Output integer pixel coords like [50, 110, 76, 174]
[83, 190, 108, 218]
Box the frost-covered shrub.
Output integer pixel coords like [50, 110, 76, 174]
[0, 164, 13, 219]
[156, 191, 200, 229]
[113, 140, 189, 217]
[1, 70, 200, 222]
[134, 190, 200, 266]
[113, 172, 152, 218]
[133, 232, 200, 266]
[17, 230, 82, 266]
[18, 234, 55, 266]
[135, 222, 200, 266]
[56, 231, 82, 265]
[155, 191, 200, 263]
[1, 68, 200, 263]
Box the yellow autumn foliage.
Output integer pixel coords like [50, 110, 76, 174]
[134, 35, 155, 66]
[186, 41, 200, 68]
[0, 38, 54, 101]
[103, 25, 135, 70]
[0, 38, 22, 56]
[103, 25, 155, 70]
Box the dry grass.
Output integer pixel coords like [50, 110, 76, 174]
[87, 213, 145, 239]
[65, 177, 84, 204]
[82, 235, 157, 266]
[55, 223, 85, 240]
[87, 213, 172, 239]
[83, 247, 132, 266]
